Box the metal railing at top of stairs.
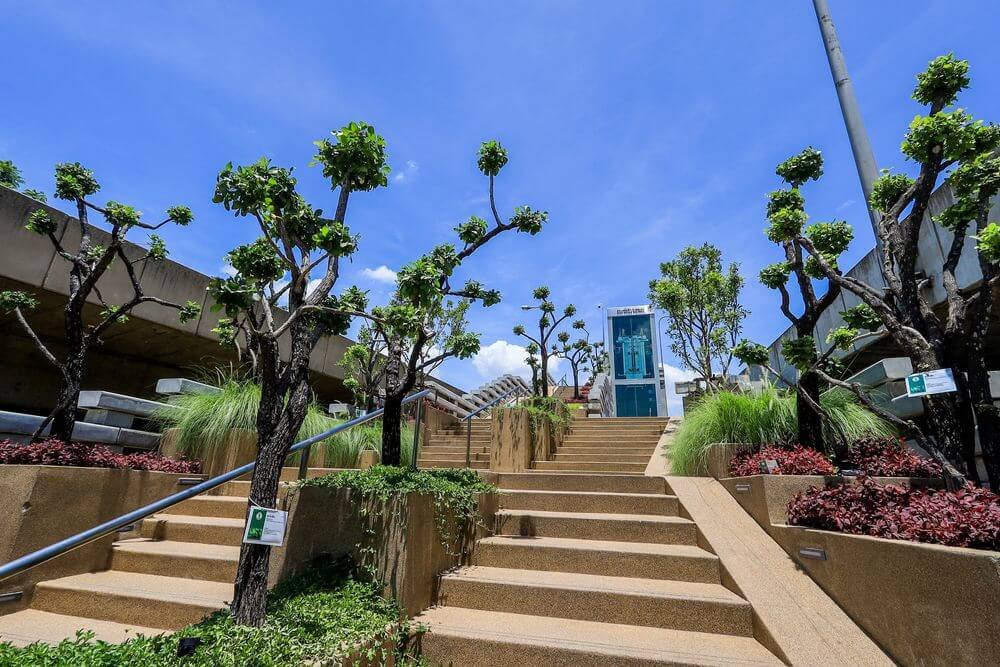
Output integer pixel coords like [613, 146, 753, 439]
[0, 388, 434, 585]
[461, 386, 525, 467]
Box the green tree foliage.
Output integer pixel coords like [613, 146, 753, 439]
[0, 159, 199, 443]
[649, 243, 746, 390]
[208, 122, 388, 627]
[513, 286, 576, 397]
[787, 55, 1000, 487]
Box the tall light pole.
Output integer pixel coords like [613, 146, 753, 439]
[812, 0, 883, 254]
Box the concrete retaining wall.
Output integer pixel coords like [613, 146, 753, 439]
[0, 465, 191, 613]
[721, 474, 998, 666]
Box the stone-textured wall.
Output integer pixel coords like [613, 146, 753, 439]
[0, 465, 190, 612]
[271, 486, 497, 616]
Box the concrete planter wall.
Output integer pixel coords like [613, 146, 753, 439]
[160, 427, 258, 477]
[0, 465, 192, 612]
[271, 486, 498, 616]
[489, 406, 568, 472]
[721, 474, 997, 666]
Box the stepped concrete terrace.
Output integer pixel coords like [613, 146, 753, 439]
[0, 465, 336, 646]
[416, 416, 891, 666]
[417, 419, 492, 470]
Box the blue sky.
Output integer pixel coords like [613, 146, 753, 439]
[2, 2, 998, 411]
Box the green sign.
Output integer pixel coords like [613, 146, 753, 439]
[243, 506, 287, 546]
[906, 375, 926, 395]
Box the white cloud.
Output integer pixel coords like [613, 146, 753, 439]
[661, 363, 697, 417]
[221, 264, 238, 277]
[472, 339, 562, 382]
[393, 160, 419, 183]
[836, 198, 856, 212]
[360, 265, 398, 284]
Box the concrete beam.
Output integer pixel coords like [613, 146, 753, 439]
[155, 378, 220, 396]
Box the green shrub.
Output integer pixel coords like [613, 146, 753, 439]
[0, 557, 408, 666]
[668, 385, 894, 475]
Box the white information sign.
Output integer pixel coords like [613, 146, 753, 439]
[905, 369, 958, 398]
[242, 506, 288, 546]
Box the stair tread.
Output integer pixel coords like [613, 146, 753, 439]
[148, 513, 245, 528]
[415, 607, 780, 665]
[478, 535, 715, 559]
[0, 609, 166, 647]
[37, 570, 233, 607]
[113, 538, 240, 561]
[441, 566, 746, 604]
[502, 489, 672, 500]
[496, 509, 692, 524]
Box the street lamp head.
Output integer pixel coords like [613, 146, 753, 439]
[520, 305, 533, 310]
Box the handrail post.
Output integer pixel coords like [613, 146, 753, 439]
[465, 418, 472, 468]
[296, 442, 311, 481]
[411, 398, 423, 469]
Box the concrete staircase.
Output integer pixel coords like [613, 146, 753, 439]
[415, 419, 784, 666]
[532, 417, 669, 474]
[0, 466, 334, 646]
[418, 420, 491, 470]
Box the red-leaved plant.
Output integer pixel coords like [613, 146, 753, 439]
[787, 476, 999, 550]
[843, 436, 942, 477]
[729, 445, 836, 477]
[0, 439, 201, 473]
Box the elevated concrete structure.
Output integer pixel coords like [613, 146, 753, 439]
[0, 187, 356, 413]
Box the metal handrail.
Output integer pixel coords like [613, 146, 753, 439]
[0, 388, 433, 584]
[462, 386, 524, 467]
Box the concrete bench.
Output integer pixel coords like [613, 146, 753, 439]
[0, 410, 160, 450]
[155, 378, 220, 396]
[78, 391, 172, 428]
[328, 402, 353, 419]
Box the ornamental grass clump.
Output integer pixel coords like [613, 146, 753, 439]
[668, 385, 893, 475]
[152, 373, 346, 465]
[729, 445, 836, 477]
[787, 477, 999, 550]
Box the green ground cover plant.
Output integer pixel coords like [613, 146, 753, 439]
[669, 385, 894, 475]
[0, 557, 412, 666]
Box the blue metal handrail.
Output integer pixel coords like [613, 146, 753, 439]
[462, 386, 524, 467]
[0, 388, 433, 583]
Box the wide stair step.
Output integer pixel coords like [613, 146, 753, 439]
[415, 607, 781, 667]
[111, 539, 239, 583]
[532, 461, 648, 473]
[421, 459, 489, 470]
[473, 536, 720, 583]
[501, 489, 678, 514]
[141, 513, 245, 546]
[32, 571, 232, 629]
[0, 610, 164, 647]
[497, 473, 666, 493]
[437, 566, 752, 635]
[553, 453, 652, 463]
[496, 510, 698, 544]
[166, 495, 249, 519]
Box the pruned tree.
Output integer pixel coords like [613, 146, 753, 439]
[525, 342, 541, 395]
[376, 140, 548, 466]
[514, 286, 576, 397]
[553, 320, 592, 399]
[339, 323, 389, 412]
[785, 54, 1000, 487]
[649, 244, 747, 390]
[0, 161, 201, 442]
[757, 148, 852, 451]
[586, 340, 608, 376]
[209, 122, 388, 626]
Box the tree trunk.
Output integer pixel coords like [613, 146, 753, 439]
[231, 336, 312, 627]
[796, 370, 824, 452]
[922, 392, 972, 477]
[540, 350, 549, 397]
[572, 366, 580, 400]
[381, 392, 404, 466]
[36, 335, 86, 443]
